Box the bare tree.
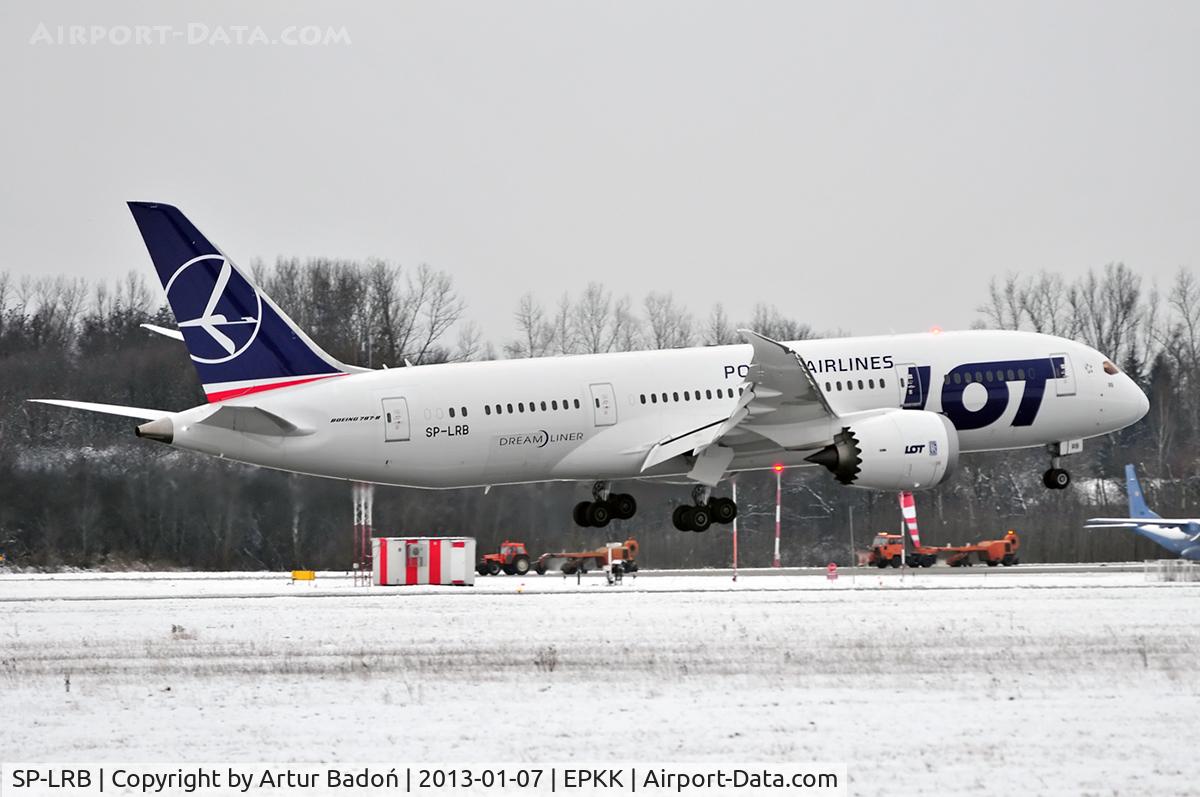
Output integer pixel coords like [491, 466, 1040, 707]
[552, 292, 575, 355]
[743, 303, 816, 341]
[643, 291, 693, 349]
[1066, 263, 1144, 365]
[704, 302, 737, 345]
[505, 292, 555, 358]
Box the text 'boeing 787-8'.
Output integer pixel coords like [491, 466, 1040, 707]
[31, 203, 1149, 531]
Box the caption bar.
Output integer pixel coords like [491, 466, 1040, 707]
[1, 764, 845, 796]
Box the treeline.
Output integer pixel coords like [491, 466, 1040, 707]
[0, 260, 1194, 570]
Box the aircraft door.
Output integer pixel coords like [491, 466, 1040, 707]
[1050, 353, 1076, 396]
[589, 383, 617, 427]
[381, 397, 411, 441]
[896, 363, 924, 408]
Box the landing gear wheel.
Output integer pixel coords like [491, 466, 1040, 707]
[611, 493, 637, 520]
[587, 501, 611, 527]
[674, 506, 694, 531]
[690, 506, 712, 532]
[513, 555, 531, 575]
[486, 560, 501, 576]
[574, 501, 593, 527]
[711, 497, 737, 524]
[1043, 468, 1070, 490]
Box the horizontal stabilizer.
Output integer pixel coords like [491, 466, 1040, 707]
[197, 404, 311, 437]
[140, 323, 184, 341]
[28, 399, 167, 421]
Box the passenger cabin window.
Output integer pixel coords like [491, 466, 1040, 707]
[449, 407, 455, 418]
[574, 398, 580, 409]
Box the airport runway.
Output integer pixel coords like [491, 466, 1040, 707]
[1, 567, 1195, 796]
[640, 562, 1146, 577]
[0, 563, 1177, 604]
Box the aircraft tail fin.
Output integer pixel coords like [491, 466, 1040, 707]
[1125, 464, 1160, 519]
[126, 202, 362, 403]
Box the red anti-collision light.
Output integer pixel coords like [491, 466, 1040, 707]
[772, 464, 784, 473]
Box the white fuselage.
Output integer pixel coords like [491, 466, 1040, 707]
[163, 329, 1147, 489]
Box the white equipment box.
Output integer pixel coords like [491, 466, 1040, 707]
[372, 537, 476, 586]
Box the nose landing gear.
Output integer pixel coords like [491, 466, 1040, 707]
[1043, 467, 1071, 490]
[1042, 440, 1082, 490]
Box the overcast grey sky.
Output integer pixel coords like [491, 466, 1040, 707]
[2, 1, 1197, 345]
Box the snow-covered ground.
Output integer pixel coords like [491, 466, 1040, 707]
[1, 570, 1197, 795]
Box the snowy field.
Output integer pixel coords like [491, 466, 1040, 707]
[1, 568, 1197, 795]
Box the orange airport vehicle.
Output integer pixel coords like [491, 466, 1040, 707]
[867, 530, 1022, 568]
[942, 530, 1021, 567]
[868, 533, 939, 568]
[476, 540, 532, 576]
[534, 539, 640, 575]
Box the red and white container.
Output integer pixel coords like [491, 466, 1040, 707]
[372, 537, 476, 586]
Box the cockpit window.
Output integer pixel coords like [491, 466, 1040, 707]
[1103, 361, 1120, 375]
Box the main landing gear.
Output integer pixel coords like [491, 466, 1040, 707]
[1042, 440, 1081, 490]
[672, 485, 738, 532]
[574, 481, 637, 528]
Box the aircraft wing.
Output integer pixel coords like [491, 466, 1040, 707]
[641, 330, 836, 476]
[1086, 517, 1199, 528]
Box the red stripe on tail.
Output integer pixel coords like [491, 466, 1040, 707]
[205, 373, 346, 403]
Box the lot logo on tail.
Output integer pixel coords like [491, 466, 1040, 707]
[165, 255, 262, 363]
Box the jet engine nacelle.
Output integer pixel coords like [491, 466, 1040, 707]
[806, 409, 959, 491]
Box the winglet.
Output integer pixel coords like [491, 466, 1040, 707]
[738, 329, 834, 417]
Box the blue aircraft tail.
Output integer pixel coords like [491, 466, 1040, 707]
[127, 202, 354, 402]
[1124, 464, 1160, 519]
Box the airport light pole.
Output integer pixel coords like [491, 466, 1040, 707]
[772, 464, 783, 568]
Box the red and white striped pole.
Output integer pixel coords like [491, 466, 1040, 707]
[773, 464, 783, 567]
[899, 491, 920, 546]
[731, 480, 739, 582]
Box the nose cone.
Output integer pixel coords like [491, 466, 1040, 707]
[1122, 376, 1150, 427]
